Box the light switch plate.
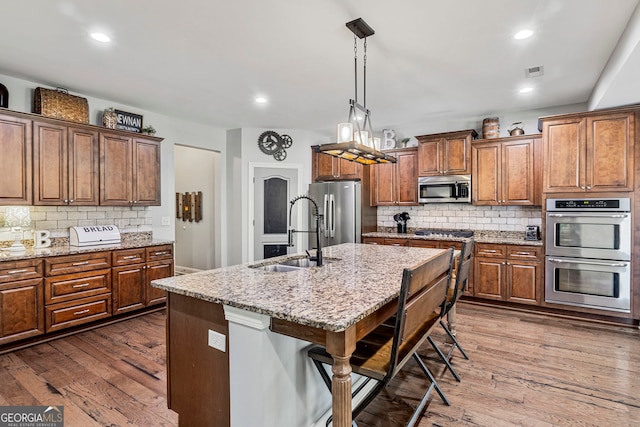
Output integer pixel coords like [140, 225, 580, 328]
[208, 330, 226, 352]
[161, 217, 171, 226]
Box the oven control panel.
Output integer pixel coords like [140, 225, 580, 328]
[546, 198, 630, 211]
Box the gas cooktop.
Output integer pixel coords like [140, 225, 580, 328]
[414, 229, 474, 238]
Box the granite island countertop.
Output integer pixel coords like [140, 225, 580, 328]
[362, 229, 543, 246]
[151, 243, 448, 332]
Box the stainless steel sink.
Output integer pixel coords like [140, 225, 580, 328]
[254, 264, 303, 272]
[249, 257, 339, 272]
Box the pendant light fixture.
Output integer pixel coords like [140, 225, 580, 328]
[316, 18, 396, 164]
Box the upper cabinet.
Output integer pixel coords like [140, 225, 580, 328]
[33, 120, 99, 205]
[370, 147, 419, 206]
[416, 129, 477, 176]
[100, 133, 161, 206]
[311, 147, 363, 181]
[0, 113, 32, 204]
[540, 109, 636, 193]
[472, 135, 542, 206]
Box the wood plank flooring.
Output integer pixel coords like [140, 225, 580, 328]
[0, 303, 638, 426]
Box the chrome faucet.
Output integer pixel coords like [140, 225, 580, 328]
[288, 195, 323, 266]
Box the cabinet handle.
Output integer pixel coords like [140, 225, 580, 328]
[515, 251, 532, 255]
[72, 261, 89, 266]
[72, 283, 91, 288]
[154, 251, 168, 256]
[391, 244, 401, 246]
[586, 186, 592, 190]
[8, 269, 29, 274]
[123, 255, 141, 260]
[482, 250, 497, 253]
[73, 309, 90, 316]
[64, 199, 69, 204]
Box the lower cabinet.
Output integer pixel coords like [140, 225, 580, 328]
[474, 243, 541, 305]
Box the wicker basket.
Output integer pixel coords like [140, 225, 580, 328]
[33, 87, 89, 124]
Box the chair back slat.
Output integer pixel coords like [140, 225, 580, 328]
[402, 274, 450, 343]
[444, 238, 474, 314]
[406, 248, 454, 297]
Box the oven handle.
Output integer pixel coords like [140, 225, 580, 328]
[547, 258, 629, 267]
[548, 213, 629, 218]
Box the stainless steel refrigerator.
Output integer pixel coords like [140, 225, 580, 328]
[307, 180, 376, 249]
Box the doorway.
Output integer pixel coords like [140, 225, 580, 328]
[250, 165, 302, 262]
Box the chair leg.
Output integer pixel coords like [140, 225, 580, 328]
[413, 353, 450, 406]
[427, 336, 461, 382]
[440, 319, 469, 360]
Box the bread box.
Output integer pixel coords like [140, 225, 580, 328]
[69, 225, 121, 247]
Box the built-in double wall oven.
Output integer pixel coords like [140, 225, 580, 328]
[545, 198, 631, 313]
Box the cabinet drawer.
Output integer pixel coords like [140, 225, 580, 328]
[45, 269, 111, 304]
[362, 237, 384, 245]
[475, 243, 507, 258]
[507, 246, 542, 260]
[409, 240, 440, 248]
[384, 238, 409, 246]
[0, 259, 43, 283]
[146, 245, 173, 261]
[45, 252, 111, 276]
[45, 294, 111, 332]
[113, 248, 146, 266]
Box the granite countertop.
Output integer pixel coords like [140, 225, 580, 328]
[0, 237, 174, 262]
[152, 243, 448, 332]
[362, 229, 543, 246]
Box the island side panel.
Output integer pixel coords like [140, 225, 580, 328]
[167, 293, 230, 427]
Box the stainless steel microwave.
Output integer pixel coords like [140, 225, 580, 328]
[418, 175, 471, 203]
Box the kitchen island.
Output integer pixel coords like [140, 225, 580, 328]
[152, 243, 449, 427]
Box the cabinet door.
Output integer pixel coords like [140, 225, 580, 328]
[112, 264, 145, 314]
[145, 260, 173, 306]
[587, 112, 634, 192]
[474, 257, 505, 300]
[542, 118, 584, 193]
[0, 114, 32, 204]
[33, 121, 68, 205]
[506, 260, 539, 305]
[442, 136, 470, 174]
[0, 278, 44, 345]
[370, 161, 395, 206]
[502, 140, 535, 205]
[417, 139, 441, 176]
[312, 149, 337, 181]
[395, 150, 418, 205]
[337, 158, 362, 180]
[100, 133, 133, 206]
[133, 137, 161, 206]
[68, 127, 99, 205]
[472, 142, 500, 205]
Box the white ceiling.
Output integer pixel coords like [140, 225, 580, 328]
[2, 0, 640, 137]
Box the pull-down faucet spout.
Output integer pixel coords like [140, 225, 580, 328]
[288, 195, 323, 266]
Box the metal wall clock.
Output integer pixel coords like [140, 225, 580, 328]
[258, 131, 292, 161]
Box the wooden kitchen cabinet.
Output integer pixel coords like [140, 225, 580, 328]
[416, 129, 477, 176]
[33, 120, 99, 205]
[0, 113, 32, 204]
[370, 147, 419, 206]
[472, 135, 541, 206]
[100, 132, 162, 206]
[541, 109, 635, 193]
[311, 147, 363, 181]
[474, 243, 541, 305]
[0, 259, 44, 345]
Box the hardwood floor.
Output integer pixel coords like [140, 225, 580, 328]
[0, 303, 638, 426]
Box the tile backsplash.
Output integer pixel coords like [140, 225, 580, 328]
[0, 205, 152, 242]
[377, 204, 542, 231]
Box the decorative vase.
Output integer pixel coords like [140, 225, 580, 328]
[102, 108, 117, 128]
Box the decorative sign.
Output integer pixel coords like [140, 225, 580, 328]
[176, 191, 203, 222]
[115, 109, 143, 133]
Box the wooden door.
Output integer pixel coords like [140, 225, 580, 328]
[0, 114, 32, 204]
[132, 137, 161, 206]
[506, 261, 539, 305]
[0, 278, 44, 345]
[395, 149, 418, 205]
[100, 133, 133, 205]
[33, 121, 68, 205]
[586, 112, 634, 192]
[442, 136, 470, 174]
[472, 142, 500, 205]
[145, 260, 173, 306]
[417, 138, 441, 176]
[502, 139, 535, 205]
[68, 127, 99, 205]
[542, 118, 584, 193]
[370, 160, 395, 206]
[112, 264, 145, 314]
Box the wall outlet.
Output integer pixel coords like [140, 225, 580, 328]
[161, 216, 171, 226]
[208, 330, 226, 352]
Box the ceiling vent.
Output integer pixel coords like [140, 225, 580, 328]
[525, 65, 544, 78]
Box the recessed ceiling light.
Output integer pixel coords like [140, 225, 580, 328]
[255, 97, 268, 104]
[519, 86, 534, 94]
[90, 32, 111, 43]
[514, 29, 533, 40]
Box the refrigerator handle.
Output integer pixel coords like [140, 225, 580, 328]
[323, 194, 329, 238]
[330, 194, 336, 238]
